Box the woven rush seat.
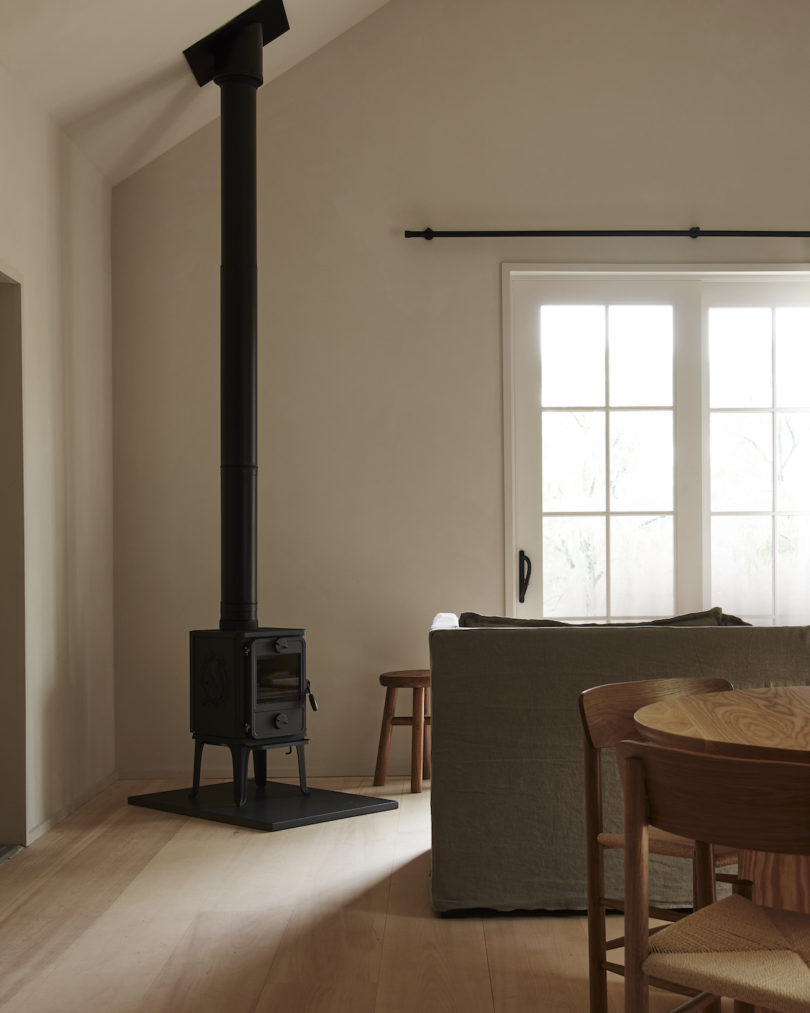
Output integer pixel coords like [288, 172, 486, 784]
[644, 892, 810, 1013]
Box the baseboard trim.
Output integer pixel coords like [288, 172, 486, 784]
[27, 770, 118, 845]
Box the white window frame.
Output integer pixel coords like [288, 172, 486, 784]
[503, 263, 810, 619]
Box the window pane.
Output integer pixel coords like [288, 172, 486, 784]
[775, 308, 810, 408]
[711, 515, 773, 616]
[610, 515, 674, 616]
[610, 411, 673, 511]
[542, 411, 605, 511]
[608, 305, 673, 406]
[776, 515, 810, 623]
[543, 516, 606, 617]
[540, 305, 605, 407]
[776, 412, 810, 511]
[709, 308, 772, 408]
[711, 413, 773, 511]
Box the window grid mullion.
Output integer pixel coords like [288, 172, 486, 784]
[543, 511, 676, 517]
[772, 308, 778, 624]
[604, 305, 611, 621]
[711, 510, 810, 517]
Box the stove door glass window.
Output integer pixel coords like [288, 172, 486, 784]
[256, 654, 300, 704]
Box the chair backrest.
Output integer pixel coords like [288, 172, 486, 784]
[620, 740, 810, 1011]
[579, 676, 733, 750]
[620, 739, 810, 856]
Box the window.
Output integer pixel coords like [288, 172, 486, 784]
[504, 267, 810, 625]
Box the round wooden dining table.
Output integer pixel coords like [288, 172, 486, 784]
[634, 684, 810, 763]
[634, 684, 810, 925]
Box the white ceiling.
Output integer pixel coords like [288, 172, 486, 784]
[0, 0, 391, 184]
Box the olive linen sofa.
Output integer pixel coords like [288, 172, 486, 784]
[428, 619, 810, 913]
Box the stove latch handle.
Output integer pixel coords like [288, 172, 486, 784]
[306, 680, 318, 712]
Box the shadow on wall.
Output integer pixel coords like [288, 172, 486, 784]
[37, 135, 116, 835]
[65, 63, 201, 184]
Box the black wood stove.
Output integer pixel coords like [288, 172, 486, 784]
[128, 0, 396, 831]
[181, 0, 318, 808]
[189, 627, 316, 805]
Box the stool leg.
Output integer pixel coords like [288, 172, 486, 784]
[423, 688, 431, 781]
[411, 686, 425, 793]
[374, 686, 398, 787]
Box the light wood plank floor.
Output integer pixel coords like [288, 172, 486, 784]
[0, 777, 735, 1013]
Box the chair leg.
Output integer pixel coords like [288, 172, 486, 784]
[422, 687, 431, 781]
[585, 852, 608, 1013]
[411, 686, 425, 793]
[373, 686, 397, 786]
[583, 741, 608, 1013]
[692, 846, 721, 1013]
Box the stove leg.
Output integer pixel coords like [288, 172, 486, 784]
[296, 743, 310, 795]
[252, 748, 267, 788]
[189, 739, 204, 799]
[229, 744, 249, 806]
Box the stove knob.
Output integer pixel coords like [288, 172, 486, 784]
[273, 712, 289, 730]
[275, 638, 289, 653]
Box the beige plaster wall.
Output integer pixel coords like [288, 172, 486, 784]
[112, 0, 810, 778]
[0, 61, 114, 840]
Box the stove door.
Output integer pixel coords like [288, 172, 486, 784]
[249, 636, 305, 739]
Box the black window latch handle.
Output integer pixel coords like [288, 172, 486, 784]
[518, 550, 532, 603]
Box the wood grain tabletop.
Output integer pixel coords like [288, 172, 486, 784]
[634, 685, 810, 762]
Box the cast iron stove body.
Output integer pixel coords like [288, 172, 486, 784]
[190, 627, 316, 805]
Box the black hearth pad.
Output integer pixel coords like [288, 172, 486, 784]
[128, 780, 398, 831]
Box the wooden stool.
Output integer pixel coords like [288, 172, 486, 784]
[373, 669, 431, 793]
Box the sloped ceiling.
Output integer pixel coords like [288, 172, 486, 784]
[0, 0, 391, 184]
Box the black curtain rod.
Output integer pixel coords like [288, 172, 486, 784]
[404, 226, 810, 240]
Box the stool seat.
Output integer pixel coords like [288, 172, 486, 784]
[379, 670, 430, 689]
[373, 669, 431, 793]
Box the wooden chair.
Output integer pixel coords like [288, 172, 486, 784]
[373, 669, 431, 793]
[621, 739, 810, 1012]
[579, 677, 737, 1013]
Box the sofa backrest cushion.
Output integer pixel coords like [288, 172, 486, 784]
[458, 607, 751, 628]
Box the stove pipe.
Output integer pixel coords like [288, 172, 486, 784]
[217, 24, 262, 631]
[184, 2, 290, 631]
